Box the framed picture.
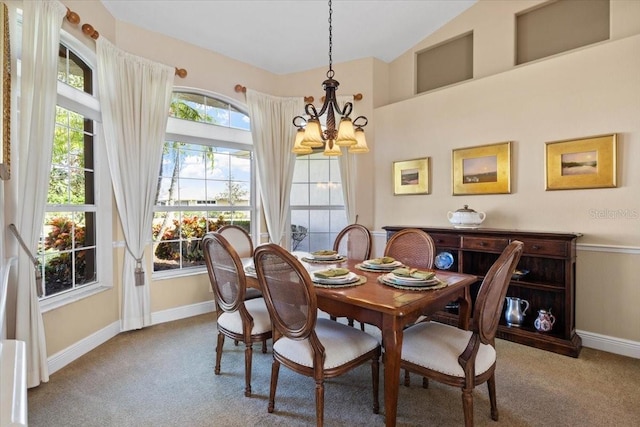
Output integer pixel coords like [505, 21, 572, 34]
[452, 141, 511, 195]
[0, 3, 9, 180]
[393, 157, 430, 195]
[545, 134, 617, 190]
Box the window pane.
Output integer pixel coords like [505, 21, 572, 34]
[291, 152, 346, 253]
[156, 92, 253, 273]
[170, 91, 251, 130]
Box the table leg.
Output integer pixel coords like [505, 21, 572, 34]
[457, 287, 472, 330]
[381, 316, 403, 427]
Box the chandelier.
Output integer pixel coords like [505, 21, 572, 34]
[292, 0, 369, 156]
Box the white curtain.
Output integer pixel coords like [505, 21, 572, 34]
[14, 0, 67, 387]
[246, 89, 303, 248]
[337, 95, 357, 224]
[96, 38, 174, 331]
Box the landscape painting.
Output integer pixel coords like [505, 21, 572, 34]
[394, 157, 430, 195]
[561, 151, 597, 176]
[546, 134, 616, 190]
[462, 155, 498, 183]
[452, 142, 511, 195]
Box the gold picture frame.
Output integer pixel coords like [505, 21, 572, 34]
[452, 141, 511, 195]
[0, 3, 10, 180]
[545, 134, 617, 190]
[393, 157, 430, 195]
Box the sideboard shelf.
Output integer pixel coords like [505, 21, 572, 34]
[383, 226, 582, 357]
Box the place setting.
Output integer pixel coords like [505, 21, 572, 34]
[300, 249, 347, 264]
[310, 267, 366, 288]
[355, 256, 403, 272]
[377, 267, 448, 291]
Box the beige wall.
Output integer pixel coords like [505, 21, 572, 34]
[41, 0, 640, 358]
[374, 1, 640, 341]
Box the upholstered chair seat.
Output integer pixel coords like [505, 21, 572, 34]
[217, 298, 272, 337]
[273, 318, 379, 369]
[402, 322, 496, 377]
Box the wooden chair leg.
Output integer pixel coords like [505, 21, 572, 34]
[244, 342, 253, 397]
[348, 318, 355, 327]
[214, 333, 225, 375]
[315, 379, 325, 427]
[360, 322, 365, 331]
[404, 369, 410, 386]
[371, 351, 380, 414]
[461, 387, 474, 427]
[487, 374, 499, 421]
[422, 376, 429, 388]
[261, 339, 267, 353]
[268, 360, 280, 413]
[330, 315, 337, 321]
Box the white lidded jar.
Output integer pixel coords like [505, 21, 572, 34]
[447, 205, 486, 228]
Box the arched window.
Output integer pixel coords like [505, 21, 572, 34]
[153, 90, 254, 274]
[38, 32, 112, 306]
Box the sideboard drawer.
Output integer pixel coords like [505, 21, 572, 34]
[521, 239, 568, 257]
[461, 236, 509, 252]
[430, 233, 460, 248]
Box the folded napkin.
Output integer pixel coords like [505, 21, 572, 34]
[367, 256, 395, 265]
[314, 268, 350, 279]
[312, 250, 338, 256]
[392, 268, 435, 280]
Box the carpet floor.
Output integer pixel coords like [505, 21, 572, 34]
[28, 313, 640, 426]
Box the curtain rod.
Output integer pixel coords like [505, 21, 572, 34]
[65, 8, 187, 78]
[234, 84, 363, 104]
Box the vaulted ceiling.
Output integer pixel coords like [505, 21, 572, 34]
[100, 0, 476, 75]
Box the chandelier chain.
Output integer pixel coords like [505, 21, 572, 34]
[327, 0, 333, 78]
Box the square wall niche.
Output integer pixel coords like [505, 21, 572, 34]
[516, 0, 610, 65]
[416, 31, 473, 94]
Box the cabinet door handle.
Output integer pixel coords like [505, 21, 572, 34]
[480, 242, 486, 246]
[532, 245, 540, 250]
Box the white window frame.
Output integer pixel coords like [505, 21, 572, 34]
[39, 31, 113, 312]
[153, 88, 255, 280]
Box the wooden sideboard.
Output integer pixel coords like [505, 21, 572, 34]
[383, 226, 582, 357]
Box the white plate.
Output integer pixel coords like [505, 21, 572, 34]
[382, 273, 440, 287]
[313, 271, 358, 284]
[390, 273, 435, 282]
[311, 252, 341, 260]
[363, 259, 402, 269]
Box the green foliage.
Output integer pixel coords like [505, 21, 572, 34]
[42, 216, 87, 295]
[153, 215, 235, 262]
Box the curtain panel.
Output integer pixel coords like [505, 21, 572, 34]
[14, 0, 68, 387]
[97, 38, 174, 331]
[246, 89, 303, 248]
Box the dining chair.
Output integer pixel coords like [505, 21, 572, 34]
[333, 223, 372, 261]
[384, 228, 436, 270]
[217, 224, 253, 258]
[217, 224, 262, 301]
[331, 223, 372, 330]
[253, 243, 381, 426]
[202, 232, 272, 397]
[400, 240, 524, 427]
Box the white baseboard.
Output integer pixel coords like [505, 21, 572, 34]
[47, 301, 216, 375]
[577, 329, 640, 359]
[47, 320, 120, 375]
[151, 300, 215, 325]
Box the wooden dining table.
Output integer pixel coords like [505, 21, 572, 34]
[246, 255, 477, 427]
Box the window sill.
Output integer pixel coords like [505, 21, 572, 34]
[39, 284, 112, 314]
[152, 267, 207, 281]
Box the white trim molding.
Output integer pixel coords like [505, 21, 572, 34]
[577, 330, 640, 359]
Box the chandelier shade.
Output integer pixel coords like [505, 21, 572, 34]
[292, 0, 369, 156]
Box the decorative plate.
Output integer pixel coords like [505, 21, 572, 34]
[434, 251, 454, 270]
